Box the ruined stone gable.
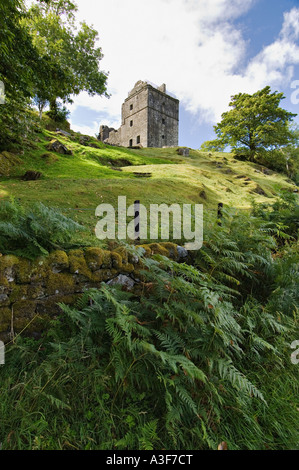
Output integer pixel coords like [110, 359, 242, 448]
[98, 81, 179, 148]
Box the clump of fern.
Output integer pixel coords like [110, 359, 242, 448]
[252, 190, 298, 243]
[0, 199, 86, 258]
[1, 219, 298, 449]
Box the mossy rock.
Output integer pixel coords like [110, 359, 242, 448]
[16, 258, 47, 284]
[84, 247, 104, 271]
[0, 275, 10, 293]
[101, 250, 113, 269]
[0, 307, 11, 329]
[10, 285, 28, 303]
[110, 251, 123, 269]
[48, 250, 69, 273]
[27, 285, 45, 300]
[147, 243, 170, 257]
[68, 249, 92, 278]
[159, 242, 179, 260]
[91, 269, 118, 283]
[120, 263, 135, 274]
[36, 294, 81, 317]
[114, 246, 129, 264]
[0, 255, 20, 283]
[45, 272, 75, 296]
[13, 300, 37, 319]
[138, 245, 152, 258]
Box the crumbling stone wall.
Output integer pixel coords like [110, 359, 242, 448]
[98, 81, 179, 148]
[0, 243, 189, 342]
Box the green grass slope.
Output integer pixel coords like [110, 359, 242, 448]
[0, 125, 297, 242]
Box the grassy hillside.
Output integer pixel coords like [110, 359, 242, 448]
[0, 123, 297, 244]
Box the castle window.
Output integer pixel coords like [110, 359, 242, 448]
[162, 118, 165, 124]
[129, 139, 133, 147]
[137, 135, 140, 144]
[130, 120, 133, 127]
[130, 104, 133, 110]
[162, 135, 165, 139]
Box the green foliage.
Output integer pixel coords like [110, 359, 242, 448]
[45, 101, 70, 123]
[0, 0, 108, 146]
[0, 0, 44, 148]
[0, 0, 40, 97]
[0, 92, 35, 151]
[203, 86, 297, 163]
[252, 190, 299, 243]
[0, 200, 86, 258]
[0, 211, 298, 450]
[25, 0, 109, 112]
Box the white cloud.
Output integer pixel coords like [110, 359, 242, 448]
[281, 7, 299, 40]
[64, 0, 299, 134]
[246, 7, 299, 90]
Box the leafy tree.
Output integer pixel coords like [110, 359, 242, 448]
[0, 0, 67, 147]
[0, 0, 38, 97]
[0, 1, 40, 148]
[25, 0, 109, 119]
[202, 87, 297, 162]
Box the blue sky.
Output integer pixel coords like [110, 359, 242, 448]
[65, 0, 299, 149]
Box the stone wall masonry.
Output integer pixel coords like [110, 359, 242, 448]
[0, 243, 189, 342]
[98, 81, 179, 148]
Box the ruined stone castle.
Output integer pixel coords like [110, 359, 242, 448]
[98, 81, 179, 148]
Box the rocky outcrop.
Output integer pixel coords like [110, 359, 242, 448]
[22, 170, 43, 181]
[176, 147, 190, 157]
[0, 243, 190, 342]
[46, 139, 73, 155]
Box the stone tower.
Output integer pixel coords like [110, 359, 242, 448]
[98, 81, 179, 148]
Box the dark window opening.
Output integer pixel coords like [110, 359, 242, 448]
[162, 118, 165, 124]
[130, 104, 133, 110]
[129, 139, 133, 147]
[162, 135, 165, 139]
[130, 120, 133, 127]
[137, 135, 140, 144]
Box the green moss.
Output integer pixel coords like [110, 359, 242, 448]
[101, 250, 112, 269]
[147, 243, 170, 257]
[91, 269, 118, 282]
[0, 307, 11, 329]
[13, 317, 35, 331]
[0, 276, 9, 290]
[0, 255, 19, 277]
[37, 294, 81, 317]
[13, 300, 37, 318]
[110, 252, 123, 269]
[114, 246, 129, 263]
[159, 242, 178, 259]
[10, 285, 28, 303]
[48, 250, 69, 272]
[120, 263, 135, 274]
[17, 258, 47, 284]
[138, 245, 152, 257]
[84, 247, 104, 271]
[27, 285, 45, 300]
[46, 272, 75, 296]
[68, 249, 92, 278]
